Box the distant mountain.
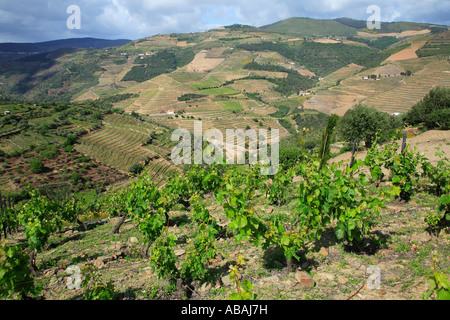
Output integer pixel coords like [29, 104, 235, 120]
[0, 16, 448, 103]
[260, 17, 449, 38]
[260, 17, 359, 38]
[0, 37, 132, 62]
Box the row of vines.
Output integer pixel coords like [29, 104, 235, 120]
[1, 138, 449, 300]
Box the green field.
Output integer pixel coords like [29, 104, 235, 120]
[200, 87, 240, 95]
[191, 76, 223, 89]
[217, 100, 243, 112]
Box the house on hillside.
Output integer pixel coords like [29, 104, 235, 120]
[4, 111, 11, 115]
[298, 92, 311, 96]
[167, 109, 175, 115]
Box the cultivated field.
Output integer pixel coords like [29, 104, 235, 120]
[76, 113, 177, 184]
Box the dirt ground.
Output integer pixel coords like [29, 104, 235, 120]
[383, 39, 429, 63]
[313, 39, 340, 44]
[186, 51, 225, 73]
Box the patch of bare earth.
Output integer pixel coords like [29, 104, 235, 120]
[185, 51, 225, 73]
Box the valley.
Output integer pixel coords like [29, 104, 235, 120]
[0, 16, 449, 302]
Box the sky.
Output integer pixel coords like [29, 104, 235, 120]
[0, 0, 449, 43]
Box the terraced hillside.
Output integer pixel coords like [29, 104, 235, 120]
[303, 53, 450, 116]
[76, 113, 178, 184]
[366, 58, 450, 114]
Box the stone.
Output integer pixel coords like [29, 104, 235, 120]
[380, 249, 394, 257]
[319, 247, 328, 256]
[282, 278, 298, 287]
[221, 275, 232, 287]
[94, 258, 105, 269]
[109, 242, 123, 251]
[410, 232, 431, 244]
[129, 237, 139, 244]
[314, 272, 335, 282]
[174, 249, 186, 257]
[338, 276, 348, 285]
[295, 271, 315, 288]
[259, 275, 279, 286]
[266, 207, 274, 214]
[44, 269, 56, 277]
[199, 282, 212, 293]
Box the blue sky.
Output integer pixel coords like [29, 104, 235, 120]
[0, 0, 448, 42]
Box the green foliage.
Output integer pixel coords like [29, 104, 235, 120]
[216, 176, 267, 245]
[81, 265, 117, 300]
[238, 41, 378, 76]
[386, 145, 425, 201]
[417, 32, 450, 57]
[70, 173, 82, 184]
[149, 235, 179, 281]
[177, 93, 207, 101]
[278, 118, 296, 134]
[347, 36, 400, 50]
[0, 244, 40, 299]
[423, 272, 450, 300]
[228, 260, 257, 300]
[39, 144, 59, 159]
[122, 49, 195, 82]
[318, 114, 339, 168]
[422, 149, 450, 196]
[266, 168, 295, 206]
[296, 157, 383, 248]
[262, 17, 357, 38]
[18, 192, 63, 251]
[243, 61, 314, 95]
[423, 254, 450, 300]
[124, 177, 169, 244]
[338, 104, 402, 148]
[128, 163, 144, 175]
[30, 159, 44, 174]
[181, 199, 218, 281]
[405, 87, 450, 129]
[269, 105, 290, 118]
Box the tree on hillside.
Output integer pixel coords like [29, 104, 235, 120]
[318, 114, 339, 168]
[338, 104, 402, 148]
[30, 159, 44, 174]
[405, 87, 450, 130]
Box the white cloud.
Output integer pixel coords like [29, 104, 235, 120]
[0, 0, 448, 42]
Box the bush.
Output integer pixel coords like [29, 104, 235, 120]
[40, 145, 59, 159]
[129, 163, 144, 175]
[424, 108, 450, 130]
[338, 104, 402, 148]
[70, 173, 82, 183]
[30, 159, 44, 174]
[405, 87, 450, 129]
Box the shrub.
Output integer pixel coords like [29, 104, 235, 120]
[30, 159, 44, 174]
[405, 87, 450, 129]
[129, 163, 144, 175]
[70, 173, 82, 183]
[338, 104, 402, 148]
